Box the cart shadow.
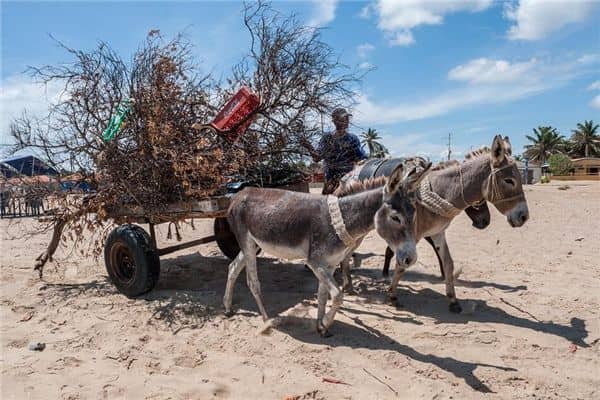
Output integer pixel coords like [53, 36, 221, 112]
[276, 316, 515, 393]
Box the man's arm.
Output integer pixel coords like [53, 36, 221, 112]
[352, 135, 368, 160]
[300, 136, 324, 162]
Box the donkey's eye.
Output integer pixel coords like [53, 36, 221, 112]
[504, 178, 515, 186]
[390, 215, 403, 224]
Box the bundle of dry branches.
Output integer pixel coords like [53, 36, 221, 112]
[8, 1, 362, 275]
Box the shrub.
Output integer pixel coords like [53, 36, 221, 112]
[548, 154, 574, 176]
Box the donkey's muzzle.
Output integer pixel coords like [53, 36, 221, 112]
[472, 215, 490, 230]
[395, 247, 417, 268]
[508, 207, 529, 227]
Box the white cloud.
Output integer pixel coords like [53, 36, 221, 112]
[358, 62, 375, 70]
[355, 83, 546, 125]
[505, 0, 599, 40]
[0, 75, 64, 144]
[389, 30, 415, 46]
[448, 57, 537, 84]
[591, 95, 600, 109]
[354, 54, 598, 125]
[377, 131, 465, 161]
[359, 3, 373, 19]
[370, 0, 493, 46]
[588, 80, 600, 91]
[308, 0, 338, 27]
[357, 43, 375, 59]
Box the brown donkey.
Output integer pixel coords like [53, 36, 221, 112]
[335, 135, 528, 312]
[223, 158, 431, 336]
[385, 135, 529, 313]
[335, 158, 491, 289]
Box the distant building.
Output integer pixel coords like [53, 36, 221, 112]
[0, 154, 59, 178]
[515, 160, 542, 184]
[572, 158, 600, 177]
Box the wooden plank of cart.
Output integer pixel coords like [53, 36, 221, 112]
[98, 86, 311, 297]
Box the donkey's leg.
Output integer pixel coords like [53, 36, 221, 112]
[321, 265, 344, 332]
[351, 253, 361, 270]
[387, 264, 406, 303]
[223, 251, 247, 317]
[316, 280, 329, 326]
[341, 257, 355, 295]
[307, 264, 343, 337]
[342, 241, 362, 294]
[244, 242, 270, 321]
[424, 236, 445, 279]
[382, 247, 394, 277]
[430, 232, 461, 313]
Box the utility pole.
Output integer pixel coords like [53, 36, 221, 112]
[447, 132, 452, 161]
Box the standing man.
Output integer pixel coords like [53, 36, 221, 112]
[306, 108, 367, 194]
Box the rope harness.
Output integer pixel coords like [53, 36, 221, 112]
[327, 195, 357, 248]
[420, 160, 524, 217]
[485, 162, 526, 204]
[418, 176, 462, 218]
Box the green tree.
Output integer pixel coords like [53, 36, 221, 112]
[569, 120, 600, 158]
[524, 126, 565, 165]
[360, 128, 389, 158]
[548, 153, 574, 176]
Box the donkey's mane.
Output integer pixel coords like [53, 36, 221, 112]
[334, 176, 387, 198]
[431, 159, 459, 171]
[464, 146, 490, 160]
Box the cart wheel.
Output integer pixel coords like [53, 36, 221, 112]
[214, 217, 240, 260]
[104, 224, 160, 297]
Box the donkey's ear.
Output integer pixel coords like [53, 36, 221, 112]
[503, 136, 512, 156]
[385, 164, 405, 194]
[402, 159, 432, 192]
[491, 135, 505, 167]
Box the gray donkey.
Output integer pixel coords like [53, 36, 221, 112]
[223, 158, 431, 336]
[385, 135, 529, 313]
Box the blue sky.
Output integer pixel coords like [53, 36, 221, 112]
[2, 1, 599, 161]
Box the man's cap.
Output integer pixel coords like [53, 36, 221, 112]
[331, 108, 351, 119]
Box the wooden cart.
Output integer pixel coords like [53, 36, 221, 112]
[102, 181, 309, 297]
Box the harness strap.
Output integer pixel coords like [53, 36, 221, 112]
[418, 176, 462, 218]
[486, 162, 521, 203]
[327, 195, 357, 248]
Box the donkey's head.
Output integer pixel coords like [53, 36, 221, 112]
[375, 158, 432, 268]
[485, 135, 529, 227]
[464, 201, 491, 229]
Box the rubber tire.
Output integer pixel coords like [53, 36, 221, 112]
[214, 217, 241, 260]
[104, 224, 160, 298]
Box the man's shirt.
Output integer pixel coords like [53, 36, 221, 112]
[317, 131, 367, 179]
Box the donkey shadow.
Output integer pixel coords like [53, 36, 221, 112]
[277, 316, 515, 393]
[390, 286, 589, 347]
[403, 269, 528, 293]
[147, 252, 319, 318]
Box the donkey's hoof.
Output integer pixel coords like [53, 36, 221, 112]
[318, 328, 333, 338]
[316, 323, 333, 338]
[224, 309, 235, 318]
[449, 301, 462, 314]
[343, 285, 356, 295]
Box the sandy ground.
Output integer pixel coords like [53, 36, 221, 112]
[1, 181, 599, 400]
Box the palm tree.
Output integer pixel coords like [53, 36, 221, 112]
[524, 126, 565, 165]
[360, 128, 389, 158]
[569, 120, 600, 158]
